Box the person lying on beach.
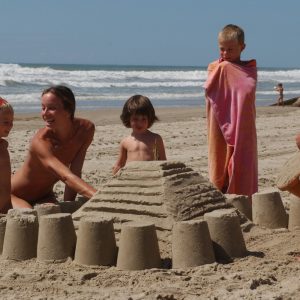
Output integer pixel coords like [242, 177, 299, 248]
[205, 24, 258, 197]
[11, 85, 97, 209]
[0, 98, 14, 213]
[112, 95, 166, 175]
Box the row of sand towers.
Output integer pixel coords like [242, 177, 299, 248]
[0, 188, 299, 270]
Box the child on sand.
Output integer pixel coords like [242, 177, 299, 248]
[0, 98, 14, 213]
[113, 95, 166, 175]
[275, 83, 284, 106]
[205, 24, 258, 197]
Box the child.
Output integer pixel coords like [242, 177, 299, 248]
[113, 95, 166, 175]
[275, 83, 284, 106]
[0, 98, 14, 213]
[204, 24, 258, 197]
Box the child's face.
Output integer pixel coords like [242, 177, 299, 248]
[0, 110, 13, 138]
[130, 114, 149, 134]
[218, 39, 245, 63]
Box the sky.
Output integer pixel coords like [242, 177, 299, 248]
[0, 0, 299, 68]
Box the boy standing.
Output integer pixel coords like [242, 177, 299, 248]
[205, 24, 258, 197]
[275, 83, 284, 106]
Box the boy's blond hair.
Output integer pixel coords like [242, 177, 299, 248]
[0, 97, 14, 113]
[218, 24, 245, 44]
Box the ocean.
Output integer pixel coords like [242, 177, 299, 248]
[1, 63, 300, 113]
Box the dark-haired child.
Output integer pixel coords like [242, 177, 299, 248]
[113, 95, 166, 175]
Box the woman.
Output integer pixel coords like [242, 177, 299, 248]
[11, 85, 97, 208]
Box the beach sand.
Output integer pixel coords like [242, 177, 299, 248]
[3, 106, 300, 299]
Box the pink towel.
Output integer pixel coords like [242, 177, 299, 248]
[205, 59, 258, 196]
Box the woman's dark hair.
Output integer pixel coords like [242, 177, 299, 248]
[42, 85, 76, 120]
[120, 95, 158, 128]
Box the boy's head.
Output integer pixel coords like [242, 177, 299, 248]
[42, 85, 76, 120]
[0, 97, 14, 138]
[218, 24, 246, 63]
[120, 95, 158, 129]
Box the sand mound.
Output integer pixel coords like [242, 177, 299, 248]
[73, 161, 230, 256]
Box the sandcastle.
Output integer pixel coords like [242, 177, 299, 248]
[73, 161, 230, 256]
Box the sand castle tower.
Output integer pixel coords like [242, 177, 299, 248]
[73, 161, 230, 256]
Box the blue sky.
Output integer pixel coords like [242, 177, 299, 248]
[0, 0, 299, 68]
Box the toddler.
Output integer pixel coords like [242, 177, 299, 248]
[113, 95, 166, 175]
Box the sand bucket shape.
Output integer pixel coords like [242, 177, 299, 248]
[117, 222, 161, 270]
[252, 189, 288, 229]
[288, 196, 300, 231]
[225, 194, 252, 221]
[204, 208, 247, 261]
[37, 213, 76, 262]
[172, 219, 215, 268]
[2, 211, 38, 260]
[75, 217, 117, 266]
[34, 203, 61, 219]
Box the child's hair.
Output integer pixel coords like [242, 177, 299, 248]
[218, 24, 245, 44]
[277, 83, 283, 87]
[0, 97, 14, 113]
[42, 85, 76, 120]
[120, 95, 158, 128]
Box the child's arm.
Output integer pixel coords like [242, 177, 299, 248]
[0, 140, 11, 213]
[157, 135, 167, 160]
[296, 134, 300, 150]
[113, 140, 127, 175]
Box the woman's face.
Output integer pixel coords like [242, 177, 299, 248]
[41, 92, 71, 129]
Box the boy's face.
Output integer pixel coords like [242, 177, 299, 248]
[0, 110, 13, 138]
[130, 114, 149, 134]
[218, 39, 245, 63]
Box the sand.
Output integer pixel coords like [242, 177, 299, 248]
[3, 106, 300, 299]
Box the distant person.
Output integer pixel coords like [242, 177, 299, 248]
[204, 24, 258, 196]
[275, 83, 284, 106]
[11, 85, 97, 208]
[0, 98, 14, 213]
[113, 95, 166, 175]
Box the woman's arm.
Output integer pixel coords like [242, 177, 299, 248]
[0, 141, 12, 213]
[64, 127, 96, 201]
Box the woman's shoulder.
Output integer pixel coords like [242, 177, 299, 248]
[74, 118, 95, 132]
